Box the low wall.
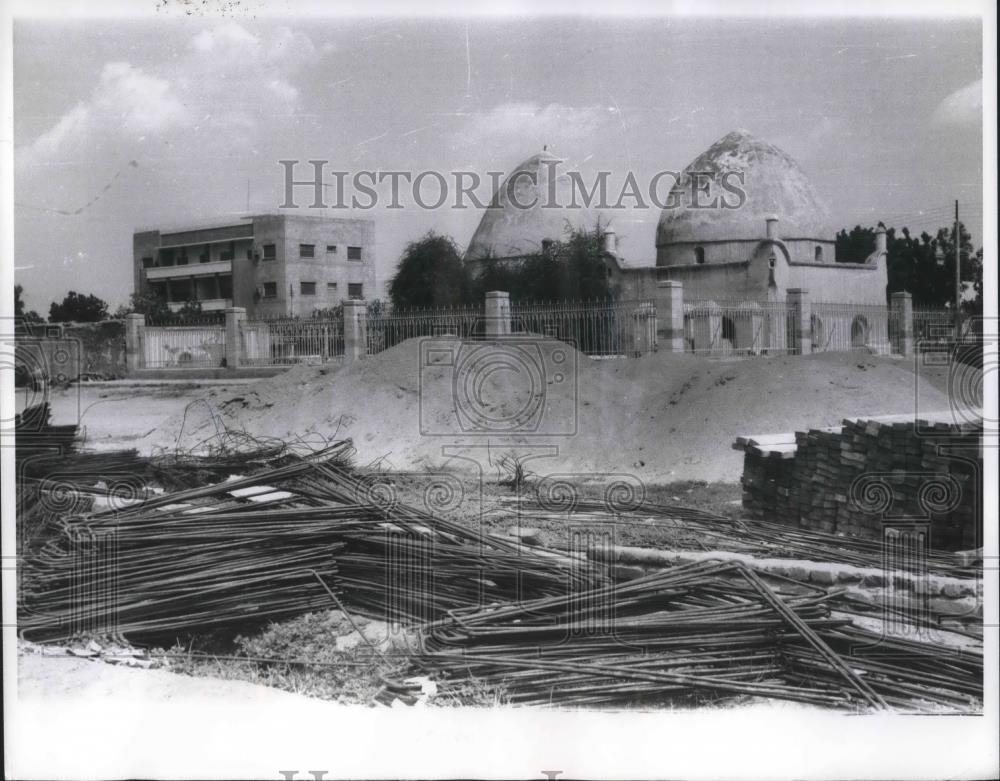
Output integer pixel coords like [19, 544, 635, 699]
[15, 321, 127, 383]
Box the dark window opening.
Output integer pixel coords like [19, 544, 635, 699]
[262, 244, 277, 260]
[694, 246, 705, 264]
[347, 246, 362, 261]
[262, 282, 277, 299]
[141, 256, 155, 269]
[815, 245, 823, 262]
[721, 315, 736, 345]
[327, 282, 338, 291]
[300, 244, 315, 258]
[300, 281, 317, 295]
[326, 244, 338, 254]
[219, 242, 235, 262]
[348, 283, 363, 300]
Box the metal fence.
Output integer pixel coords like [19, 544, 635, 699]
[811, 302, 892, 354]
[683, 299, 798, 356]
[913, 308, 955, 344]
[366, 305, 485, 355]
[141, 325, 226, 368]
[240, 317, 344, 366]
[510, 299, 656, 357]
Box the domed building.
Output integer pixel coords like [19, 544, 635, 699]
[603, 130, 890, 354]
[606, 129, 887, 305]
[464, 148, 596, 276]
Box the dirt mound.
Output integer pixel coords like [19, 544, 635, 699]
[146, 339, 954, 483]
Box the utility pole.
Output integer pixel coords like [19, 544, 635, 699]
[954, 199, 961, 340]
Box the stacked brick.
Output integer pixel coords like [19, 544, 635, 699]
[737, 417, 982, 551]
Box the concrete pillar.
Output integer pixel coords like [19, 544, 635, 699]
[657, 280, 685, 353]
[343, 299, 368, 362]
[484, 291, 511, 337]
[786, 288, 811, 355]
[124, 313, 145, 372]
[224, 306, 246, 369]
[891, 291, 914, 357]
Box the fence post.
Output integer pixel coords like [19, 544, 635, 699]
[890, 291, 914, 357]
[786, 289, 811, 355]
[659, 281, 685, 353]
[224, 307, 246, 369]
[632, 301, 656, 356]
[124, 313, 145, 372]
[343, 299, 368, 362]
[484, 291, 511, 337]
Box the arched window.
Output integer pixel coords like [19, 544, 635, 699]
[695, 246, 705, 264]
[815, 245, 823, 262]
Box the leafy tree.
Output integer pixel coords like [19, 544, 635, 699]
[388, 232, 472, 309]
[835, 222, 982, 312]
[471, 222, 612, 302]
[116, 290, 171, 319]
[14, 284, 44, 324]
[48, 291, 109, 323]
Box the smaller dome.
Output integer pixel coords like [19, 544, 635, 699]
[465, 149, 595, 264]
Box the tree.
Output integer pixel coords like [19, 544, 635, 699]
[14, 285, 44, 324]
[388, 232, 473, 309]
[115, 290, 170, 319]
[479, 222, 612, 302]
[48, 291, 109, 323]
[835, 222, 982, 312]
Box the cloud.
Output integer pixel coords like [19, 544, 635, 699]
[17, 22, 315, 167]
[932, 80, 982, 127]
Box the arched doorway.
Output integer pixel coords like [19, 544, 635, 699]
[851, 315, 869, 349]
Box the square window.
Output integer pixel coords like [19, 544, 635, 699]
[327, 282, 338, 291]
[300, 281, 317, 295]
[300, 244, 315, 258]
[262, 244, 276, 260]
[348, 283, 363, 300]
[326, 244, 337, 253]
[141, 256, 154, 268]
[262, 282, 277, 299]
[347, 246, 362, 261]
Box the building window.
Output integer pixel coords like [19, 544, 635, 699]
[141, 256, 155, 269]
[300, 244, 315, 258]
[262, 244, 276, 260]
[815, 245, 823, 262]
[326, 244, 338, 254]
[694, 246, 705, 264]
[262, 282, 277, 299]
[348, 283, 364, 300]
[347, 246, 362, 261]
[220, 242, 235, 262]
[300, 281, 317, 296]
[327, 282, 338, 292]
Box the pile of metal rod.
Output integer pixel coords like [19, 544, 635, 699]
[18, 448, 603, 642]
[408, 559, 981, 711]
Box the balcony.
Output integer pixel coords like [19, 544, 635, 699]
[167, 298, 232, 313]
[146, 260, 232, 280]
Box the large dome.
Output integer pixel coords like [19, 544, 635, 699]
[656, 130, 833, 246]
[465, 149, 595, 265]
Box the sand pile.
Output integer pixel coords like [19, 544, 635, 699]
[146, 338, 954, 483]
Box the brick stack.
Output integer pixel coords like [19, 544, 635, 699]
[736, 417, 982, 551]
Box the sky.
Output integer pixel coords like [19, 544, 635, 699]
[12, 15, 984, 313]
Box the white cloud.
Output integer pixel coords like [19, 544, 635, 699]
[17, 22, 314, 167]
[932, 80, 982, 127]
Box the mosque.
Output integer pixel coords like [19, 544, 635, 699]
[463, 130, 889, 353]
[464, 130, 888, 303]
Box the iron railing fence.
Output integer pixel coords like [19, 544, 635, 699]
[145, 312, 226, 327]
[509, 299, 657, 357]
[141, 325, 226, 368]
[913, 308, 956, 345]
[682, 299, 798, 356]
[239, 317, 344, 366]
[811, 302, 892, 354]
[366, 305, 485, 355]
